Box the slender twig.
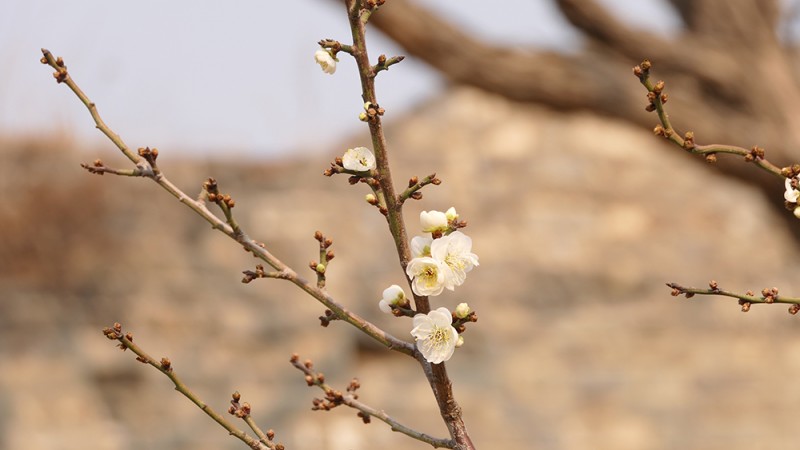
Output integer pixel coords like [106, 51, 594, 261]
[41, 49, 146, 169]
[399, 173, 440, 204]
[101, 323, 277, 450]
[668, 281, 800, 314]
[228, 391, 278, 448]
[290, 355, 454, 448]
[633, 59, 786, 178]
[40, 48, 415, 356]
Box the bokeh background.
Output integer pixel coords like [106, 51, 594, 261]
[4, 1, 800, 449]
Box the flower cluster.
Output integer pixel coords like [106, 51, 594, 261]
[377, 209, 479, 364]
[406, 208, 478, 297]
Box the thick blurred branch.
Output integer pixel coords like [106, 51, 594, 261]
[363, 0, 800, 237]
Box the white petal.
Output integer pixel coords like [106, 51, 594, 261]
[420, 210, 448, 233]
[342, 147, 376, 171]
[381, 284, 405, 304]
[410, 236, 433, 257]
[785, 178, 800, 203]
[429, 307, 453, 326]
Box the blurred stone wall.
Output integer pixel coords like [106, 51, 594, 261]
[2, 86, 800, 450]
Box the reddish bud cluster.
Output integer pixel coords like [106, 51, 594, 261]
[203, 177, 235, 208]
[228, 391, 252, 418]
[241, 264, 267, 283]
[744, 145, 765, 162]
[682, 131, 695, 150]
[49, 55, 68, 83]
[761, 287, 779, 304]
[632, 60, 651, 81]
[160, 357, 172, 372]
[137, 146, 159, 166]
[319, 309, 336, 327]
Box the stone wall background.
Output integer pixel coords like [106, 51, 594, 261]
[2, 86, 800, 450]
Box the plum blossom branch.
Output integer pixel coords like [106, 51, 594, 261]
[289, 354, 454, 449]
[326, 2, 477, 446]
[40, 49, 414, 357]
[668, 281, 800, 314]
[101, 323, 280, 450]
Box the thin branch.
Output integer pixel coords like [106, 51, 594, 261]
[101, 323, 278, 450]
[41, 49, 146, 169]
[633, 60, 788, 179]
[667, 282, 800, 315]
[290, 354, 454, 449]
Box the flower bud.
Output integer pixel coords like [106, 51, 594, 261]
[445, 207, 458, 222]
[420, 210, 448, 233]
[379, 284, 406, 313]
[454, 302, 471, 319]
[314, 48, 337, 74]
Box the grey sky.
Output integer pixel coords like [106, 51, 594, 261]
[2, 0, 682, 159]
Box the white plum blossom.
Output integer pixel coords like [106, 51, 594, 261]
[785, 177, 800, 203]
[420, 210, 448, 233]
[314, 48, 337, 74]
[411, 307, 459, 364]
[378, 284, 406, 314]
[430, 231, 479, 290]
[410, 235, 433, 258]
[342, 147, 376, 171]
[405, 256, 446, 296]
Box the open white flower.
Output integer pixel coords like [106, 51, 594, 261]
[378, 284, 406, 314]
[314, 48, 337, 74]
[785, 177, 800, 203]
[410, 235, 433, 258]
[431, 231, 479, 290]
[342, 147, 376, 171]
[411, 307, 459, 364]
[405, 256, 446, 296]
[420, 210, 448, 233]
